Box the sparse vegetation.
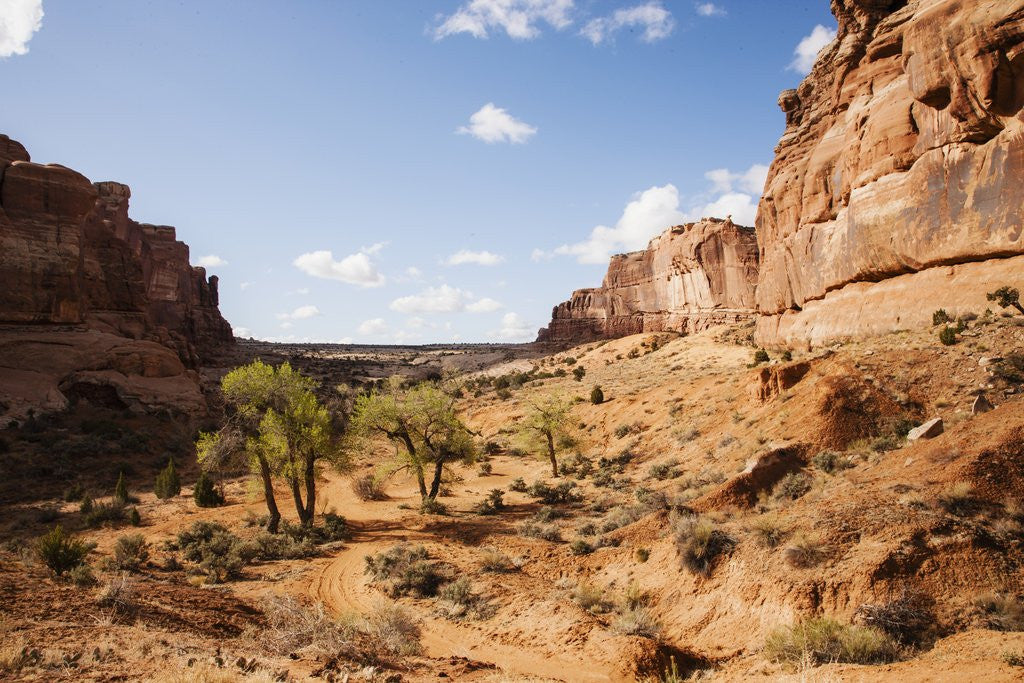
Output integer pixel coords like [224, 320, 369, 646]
[854, 587, 934, 644]
[812, 450, 852, 474]
[37, 525, 93, 575]
[474, 488, 505, 515]
[153, 457, 181, 499]
[939, 325, 958, 345]
[572, 366, 586, 382]
[752, 349, 770, 365]
[774, 472, 812, 500]
[764, 617, 901, 666]
[612, 606, 661, 638]
[987, 286, 1024, 314]
[750, 515, 788, 548]
[937, 481, 976, 516]
[571, 582, 615, 614]
[364, 543, 446, 597]
[527, 479, 582, 505]
[973, 592, 1024, 631]
[932, 309, 951, 325]
[176, 521, 252, 583]
[351, 473, 387, 501]
[192, 470, 224, 508]
[590, 385, 604, 404]
[784, 533, 827, 568]
[111, 533, 149, 571]
[673, 516, 735, 576]
[478, 546, 517, 572]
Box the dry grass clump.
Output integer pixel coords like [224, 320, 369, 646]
[97, 573, 136, 613]
[111, 533, 149, 571]
[783, 533, 827, 569]
[774, 472, 812, 500]
[972, 592, 1024, 631]
[749, 515, 788, 548]
[937, 481, 977, 516]
[351, 473, 388, 501]
[518, 521, 562, 542]
[571, 582, 616, 614]
[854, 587, 935, 644]
[364, 543, 446, 597]
[764, 617, 902, 667]
[672, 515, 735, 576]
[478, 546, 519, 572]
[259, 595, 359, 659]
[611, 607, 662, 638]
[365, 602, 422, 656]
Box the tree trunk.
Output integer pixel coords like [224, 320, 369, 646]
[427, 458, 446, 500]
[258, 455, 281, 533]
[416, 465, 427, 499]
[290, 476, 309, 525]
[1014, 302, 1024, 315]
[546, 431, 558, 477]
[399, 431, 427, 498]
[302, 454, 316, 525]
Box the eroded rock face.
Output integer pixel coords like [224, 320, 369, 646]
[537, 218, 759, 343]
[0, 134, 232, 418]
[755, 0, 1024, 347]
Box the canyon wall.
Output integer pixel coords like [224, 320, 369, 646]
[755, 0, 1024, 347]
[0, 134, 233, 419]
[537, 218, 759, 343]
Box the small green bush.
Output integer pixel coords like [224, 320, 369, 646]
[572, 366, 586, 382]
[634, 547, 650, 562]
[477, 461, 493, 476]
[37, 525, 93, 575]
[112, 533, 150, 571]
[938, 326, 958, 345]
[812, 450, 852, 474]
[765, 617, 901, 666]
[590, 386, 604, 404]
[84, 501, 125, 528]
[154, 458, 181, 499]
[775, 472, 812, 500]
[753, 349, 770, 365]
[128, 506, 141, 526]
[419, 497, 448, 515]
[569, 539, 593, 555]
[780, 350, 793, 362]
[932, 309, 951, 325]
[527, 480, 582, 505]
[517, 521, 562, 542]
[612, 606, 661, 638]
[113, 471, 131, 505]
[474, 489, 505, 515]
[193, 471, 224, 508]
[364, 543, 445, 597]
[508, 477, 527, 492]
[176, 521, 252, 583]
[351, 473, 387, 501]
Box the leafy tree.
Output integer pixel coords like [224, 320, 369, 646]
[193, 470, 224, 507]
[517, 394, 576, 477]
[988, 286, 1024, 315]
[197, 361, 348, 530]
[350, 379, 475, 500]
[154, 458, 181, 499]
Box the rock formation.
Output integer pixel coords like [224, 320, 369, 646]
[537, 218, 759, 343]
[756, 0, 1024, 347]
[0, 134, 233, 419]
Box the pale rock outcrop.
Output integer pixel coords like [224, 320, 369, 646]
[537, 218, 759, 343]
[755, 0, 1024, 347]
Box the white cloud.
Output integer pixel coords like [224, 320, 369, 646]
[530, 248, 553, 262]
[390, 285, 470, 314]
[445, 249, 505, 266]
[489, 312, 534, 341]
[357, 318, 389, 335]
[233, 326, 251, 338]
[258, 334, 353, 344]
[196, 255, 227, 267]
[0, 0, 42, 58]
[277, 304, 321, 321]
[581, 2, 674, 45]
[239, 281, 253, 291]
[698, 191, 758, 226]
[405, 266, 423, 278]
[466, 297, 504, 313]
[704, 164, 769, 195]
[789, 24, 836, 74]
[695, 2, 725, 17]
[553, 184, 686, 264]
[293, 249, 386, 287]
[362, 241, 388, 255]
[457, 103, 537, 144]
[392, 330, 423, 344]
[434, 0, 574, 40]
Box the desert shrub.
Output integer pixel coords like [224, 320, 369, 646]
[477, 461, 493, 476]
[992, 354, 1024, 384]
[559, 452, 593, 478]
[472, 488, 505, 516]
[750, 515, 788, 548]
[932, 309, 951, 325]
[84, 500, 125, 528]
[478, 546, 517, 572]
[569, 538, 593, 555]
[483, 440, 502, 455]
[319, 512, 348, 542]
[753, 349, 770, 365]
[419, 497, 448, 515]
[527, 480, 582, 505]
[113, 471, 136, 505]
[192, 471, 224, 507]
[153, 458, 181, 499]
[37, 525, 93, 575]
[673, 516, 735, 576]
[612, 606, 661, 638]
[764, 617, 901, 666]
[496, 388, 512, 400]
[351, 473, 387, 501]
[572, 366, 586, 382]
[614, 423, 641, 438]
[648, 458, 682, 480]
[365, 602, 422, 656]
[938, 326, 958, 345]
[854, 588, 935, 643]
[775, 472, 812, 500]
[812, 450, 852, 474]
[67, 563, 98, 587]
[973, 593, 1024, 631]
[590, 386, 604, 404]
[635, 548, 650, 563]
[987, 286, 1022, 312]
[600, 504, 648, 533]
[112, 533, 150, 571]
[176, 521, 252, 582]
[571, 582, 615, 613]
[128, 506, 141, 526]
[251, 531, 315, 560]
[518, 521, 562, 542]
[509, 477, 528, 492]
[781, 350, 793, 362]
[533, 506, 564, 523]
[260, 595, 359, 659]
[439, 576, 473, 606]
[364, 544, 446, 597]
[784, 533, 827, 568]
[79, 494, 94, 515]
[97, 573, 136, 612]
[937, 481, 977, 516]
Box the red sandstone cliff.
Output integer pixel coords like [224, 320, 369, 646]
[756, 0, 1024, 347]
[0, 134, 232, 419]
[537, 218, 759, 343]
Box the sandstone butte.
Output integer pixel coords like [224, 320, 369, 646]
[756, 0, 1024, 347]
[536, 218, 760, 343]
[0, 134, 233, 422]
[540, 0, 1024, 349]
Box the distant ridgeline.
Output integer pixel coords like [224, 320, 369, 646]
[0, 134, 233, 420]
[539, 0, 1024, 348]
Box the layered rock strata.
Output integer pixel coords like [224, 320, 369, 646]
[537, 218, 759, 343]
[0, 134, 232, 419]
[755, 0, 1024, 347]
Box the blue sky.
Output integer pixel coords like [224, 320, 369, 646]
[2, 1, 836, 343]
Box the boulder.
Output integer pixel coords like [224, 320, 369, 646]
[972, 394, 994, 415]
[908, 417, 944, 441]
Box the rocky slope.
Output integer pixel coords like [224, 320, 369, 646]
[755, 0, 1024, 347]
[536, 218, 759, 343]
[0, 134, 232, 420]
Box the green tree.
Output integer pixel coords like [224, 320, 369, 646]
[517, 394, 575, 477]
[350, 379, 475, 500]
[154, 458, 181, 499]
[197, 361, 347, 530]
[113, 471, 129, 505]
[192, 469, 224, 507]
[988, 286, 1024, 315]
